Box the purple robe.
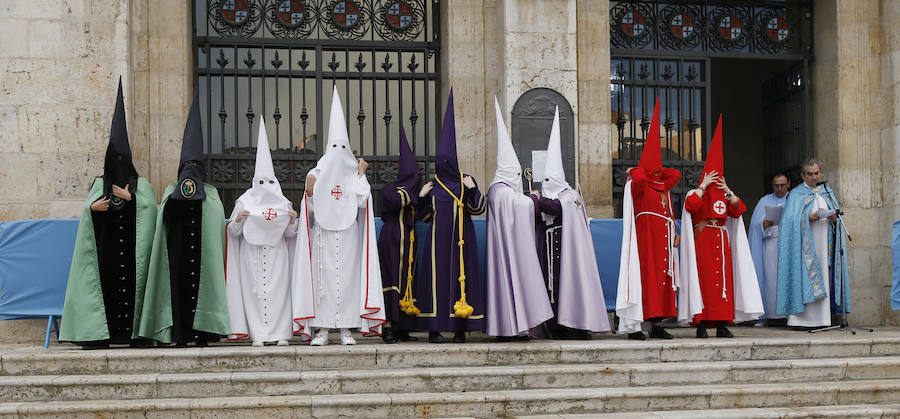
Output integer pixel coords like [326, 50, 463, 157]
[534, 189, 611, 333]
[486, 183, 554, 336]
[377, 127, 421, 330]
[414, 175, 486, 332]
[377, 184, 419, 330]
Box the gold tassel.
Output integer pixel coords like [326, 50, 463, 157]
[436, 174, 474, 318]
[400, 206, 420, 315]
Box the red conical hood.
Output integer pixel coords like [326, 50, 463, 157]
[701, 114, 727, 209]
[638, 97, 663, 175]
[703, 114, 724, 178]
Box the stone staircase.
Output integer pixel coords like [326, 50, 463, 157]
[1, 328, 900, 418]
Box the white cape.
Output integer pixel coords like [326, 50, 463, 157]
[677, 189, 764, 325]
[615, 179, 645, 333]
[291, 194, 385, 340]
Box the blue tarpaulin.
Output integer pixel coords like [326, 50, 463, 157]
[0, 219, 78, 320]
[2, 217, 626, 326]
[892, 221, 900, 310]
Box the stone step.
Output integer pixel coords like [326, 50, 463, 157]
[1, 379, 899, 418]
[8, 335, 900, 376]
[521, 403, 900, 418]
[0, 356, 898, 403]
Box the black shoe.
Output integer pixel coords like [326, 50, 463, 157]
[496, 336, 514, 342]
[428, 331, 445, 344]
[129, 339, 152, 348]
[452, 331, 466, 343]
[627, 332, 646, 340]
[513, 335, 531, 342]
[81, 342, 109, 350]
[569, 330, 592, 340]
[195, 340, 209, 347]
[696, 327, 708, 338]
[649, 326, 673, 339]
[173, 341, 188, 348]
[395, 330, 417, 342]
[716, 326, 734, 338]
[382, 327, 397, 344]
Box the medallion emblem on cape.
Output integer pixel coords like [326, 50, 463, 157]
[713, 200, 727, 215]
[180, 178, 196, 199]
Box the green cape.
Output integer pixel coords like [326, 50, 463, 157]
[60, 177, 157, 342]
[137, 183, 230, 343]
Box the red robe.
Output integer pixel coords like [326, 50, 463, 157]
[684, 192, 746, 324]
[630, 167, 680, 319]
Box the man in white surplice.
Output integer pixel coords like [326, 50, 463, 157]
[292, 87, 385, 346]
[748, 174, 789, 325]
[226, 118, 298, 346]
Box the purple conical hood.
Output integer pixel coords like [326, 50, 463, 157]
[435, 88, 462, 195]
[395, 125, 421, 191]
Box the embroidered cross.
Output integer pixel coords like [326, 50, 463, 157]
[659, 193, 668, 208]
[263, 208, 277, 220]
[331, 185, 343, 200]
[713, 200, 726, 215]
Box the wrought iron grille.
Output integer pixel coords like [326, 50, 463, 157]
[193, 0, 439, 215]
[762, 60, 810, 187]
[611, 57, 709, 218]
[610, 0, 812, 59]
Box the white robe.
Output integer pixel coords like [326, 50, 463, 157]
[226, 201, 298, 343]
[787, 192, 831, 327]
[762, 224, 785, 319]
[295, 169, 385, 334]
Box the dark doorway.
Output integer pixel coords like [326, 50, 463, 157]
[710, 58, 796, 218]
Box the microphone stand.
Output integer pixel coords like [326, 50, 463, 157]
[811, 182, 872, 334]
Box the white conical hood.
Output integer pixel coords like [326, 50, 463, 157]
[254, 118, 277, 185]
[541, 106, 570, 200]
[311, 86, 361, 230]
[491, 96, 523, 192]
[236, 116, 291, 246]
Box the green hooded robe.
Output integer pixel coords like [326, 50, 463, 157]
[60, 177, 157, 342]
[137, 182, 230, 343]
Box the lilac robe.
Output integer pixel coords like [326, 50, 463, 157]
[486, 183, 554, 336]
[414, 175, 486, 332]
[377, 184, 419, 330]
[535, 189, 611, 333]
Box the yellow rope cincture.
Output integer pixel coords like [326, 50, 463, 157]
[398, 189, 420, 316]
[435, 174, 474, 318]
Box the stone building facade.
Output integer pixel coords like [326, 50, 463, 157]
[0, 0, 898, 335]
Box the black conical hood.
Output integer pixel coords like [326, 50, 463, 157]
[103, 78, 138, 209]
[170, 91, 207, 200]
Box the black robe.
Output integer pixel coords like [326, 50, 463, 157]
[163, 199, 220, 345]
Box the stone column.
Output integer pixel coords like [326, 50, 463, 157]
[812, 0, 900, 326]
[576, 0, 613, 218]
[440, 0, 488, 185]
[131, 0, 194, 198]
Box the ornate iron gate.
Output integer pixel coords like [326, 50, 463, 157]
[610, 57, 708, 218]
[609, 0, 812, 218]
[193, 0, 440, 215]
[762, 60, 810, 187]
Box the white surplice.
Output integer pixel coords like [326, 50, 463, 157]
[762, 224, 785, 319]
[787, 190, 832, 327]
